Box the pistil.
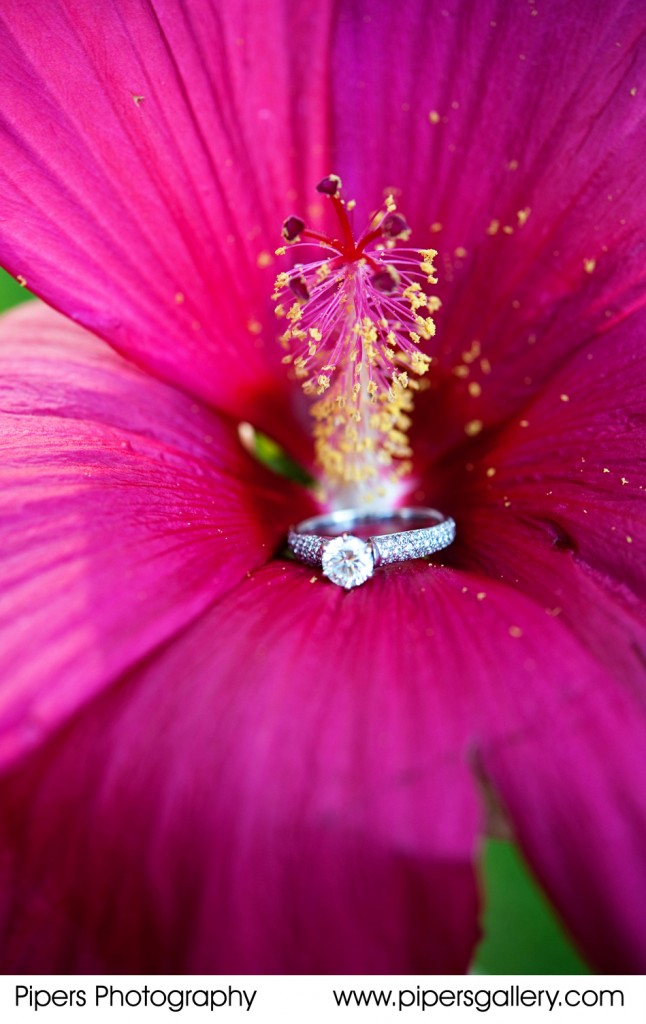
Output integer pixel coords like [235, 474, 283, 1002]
[275, 176, 440, 504]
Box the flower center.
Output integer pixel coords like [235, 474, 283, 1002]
[274, 175, 440, 505]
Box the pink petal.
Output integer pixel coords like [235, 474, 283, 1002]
[331, 0, 646, 439]
[0, 564, 482, 972]
[0, 302, 311, 768]
[1, 561, 644, 971]
[0, 0, 332, 444]
[481, 683, 646, 973]
[434, 310, 646, 694]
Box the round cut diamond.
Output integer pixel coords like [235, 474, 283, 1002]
[321, 535, 375, 589]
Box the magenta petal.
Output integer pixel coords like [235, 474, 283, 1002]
[332, 0, 646, 436]
[0, 565, 483, 973]
[454, 570, 646, 972]
[0, 0, 332, 434]
[0, 303, 311, 768]
[464, 312, 645, 590]
[482, 684, 646, 973]
[445, 309, 646, 694]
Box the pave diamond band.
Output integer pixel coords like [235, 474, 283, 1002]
[288, 507, 456, 588]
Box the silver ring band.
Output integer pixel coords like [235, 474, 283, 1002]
[288, 507, 456, 588]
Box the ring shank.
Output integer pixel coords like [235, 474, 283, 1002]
[288, 507, 455, 569]
[293, 506, 446, 537]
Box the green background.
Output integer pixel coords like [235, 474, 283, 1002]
[0, 267, 590, 974]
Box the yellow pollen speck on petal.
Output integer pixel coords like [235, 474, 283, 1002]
[477, 592, 487, 601]
[560, 393, 570, 402]
[465, 419, 483, 437]
[507, 159, 519, 171]
[603, 467, 610, 473]
[584, 258, 596, 273]
[503, 499, 512, 508]
[257, 251, 273, 268]
[429, 110, 441, 124]
[480, 358, 492, 375]
[509, 625, 523, 638]
[519, 419, 529, 427]
[630, 86, 637, 96]
[486, 467, 496, 478]
[462, 340, 481, 364]
[431, 222, 443, 233]
[517, 207, 531, 227]
[275, 246, 287, 256]
[174, 291, 184, 304]
[247, 318, 263, 335]
[16, 274, 27, 287]
[486, 219, 500, 235]
[453, 365, 469, 378]
[502, 225, 514, 235]
[621, 477, 629, 485]
[468, 381, 482, 397]
[346, 199, 357, 211]
[627, 535, 633, 544]
[310, 576, 318, 583]
[132, 94, 145, 106]
[454, 246, 468, 258]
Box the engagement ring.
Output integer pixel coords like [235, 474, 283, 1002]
[288, 507, 456, 589]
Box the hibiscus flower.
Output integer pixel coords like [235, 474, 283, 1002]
[0, 0, 645, 974]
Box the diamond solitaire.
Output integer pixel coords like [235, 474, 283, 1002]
[321, 535, 375, 589]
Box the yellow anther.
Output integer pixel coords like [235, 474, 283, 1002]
[411, 351, 431, 374]
[316, 264, 331, 282]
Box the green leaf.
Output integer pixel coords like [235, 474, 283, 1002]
[473, 839, 591, 974]
[0, 267, 33, 312]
